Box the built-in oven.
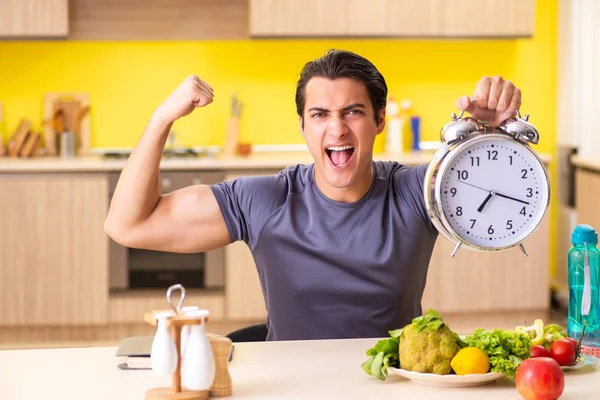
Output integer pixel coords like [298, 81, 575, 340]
[107, 170, 226, 291]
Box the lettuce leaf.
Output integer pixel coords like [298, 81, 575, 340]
[412, 309, 445, 332]
[361, 328, 403, 380]
[461, 328, 532, 379]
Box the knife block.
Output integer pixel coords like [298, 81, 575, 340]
[144, 311, 233, 400]
[43, 93, 91, 156]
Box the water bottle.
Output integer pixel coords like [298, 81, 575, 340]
[568, 224, 600, 348]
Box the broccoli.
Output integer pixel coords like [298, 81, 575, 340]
[399, 310, 462, 375]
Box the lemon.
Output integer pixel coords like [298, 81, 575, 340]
[450, 347, 490, 375]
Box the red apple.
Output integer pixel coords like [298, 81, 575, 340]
[531, 345, 551, 358]
[516, 357, 564, 400]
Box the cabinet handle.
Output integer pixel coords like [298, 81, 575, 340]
[192, 177, 203, 185]
[161, 178, 171, 189]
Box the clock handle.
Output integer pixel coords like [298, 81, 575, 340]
[519, 243, 529, 257]
[452, 99, 478, 121]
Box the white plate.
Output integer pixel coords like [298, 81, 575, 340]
[387, 367, 505, 387]
[562, 354, 598, 370]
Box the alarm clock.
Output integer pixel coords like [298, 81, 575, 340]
[423, 108, 550, 257]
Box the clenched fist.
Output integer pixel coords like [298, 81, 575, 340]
[154, 74, 214, 124]
[456, 75, 521, 127]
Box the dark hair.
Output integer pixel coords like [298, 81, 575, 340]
[295, 49, 388, 126]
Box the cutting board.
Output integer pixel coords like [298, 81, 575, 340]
[44, 93, 91, 156]
[5, 119, 31, 157]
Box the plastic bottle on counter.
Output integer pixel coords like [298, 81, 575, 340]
[410, 116, 421, 151]
[568, 224, 600, 354]
[384, 97, 403, 154]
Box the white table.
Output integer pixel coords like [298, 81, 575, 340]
[0, 338, 598, 399]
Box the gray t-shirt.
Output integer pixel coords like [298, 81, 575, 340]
[210, 161, 438, 341]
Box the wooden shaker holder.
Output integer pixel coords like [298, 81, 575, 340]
[144, 311, 233, 400]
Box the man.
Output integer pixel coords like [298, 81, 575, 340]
[105, 49, 522, 341]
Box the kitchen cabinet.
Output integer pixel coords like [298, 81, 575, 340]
[0, 173, 108, 327]
[575, 167, 600, 231]
[422, 214, 550, 314]
[0, 157, 551, 344]
[0, 0, 69, 38]
[68, 0, 247, 40]
[249, 0, 535, 38]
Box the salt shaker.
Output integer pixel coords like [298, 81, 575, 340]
[150, 312, 178, 375]
[181, 309, 215, 391]
[179, 306, 199, 356]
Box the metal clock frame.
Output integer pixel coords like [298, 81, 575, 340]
[424, 125, 551, 258]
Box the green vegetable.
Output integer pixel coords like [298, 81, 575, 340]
[361, 328, 402, 380]
[412, 309, 445, 332]
[400, 310, 462, 375]
[515, 319, 569, 350]
[461, 328, 532, 379]
[515, 319, 545, 345]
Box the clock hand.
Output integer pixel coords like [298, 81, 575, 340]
[458, 181, 529, 212]
[477, 192, 494, 213]
[456, 180, 490, 193]
[456, 180, 495, 212]
[494, 192, 530, 205]
[456, 180, 530, 207]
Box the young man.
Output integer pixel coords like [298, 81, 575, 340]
[105, 49, 522, 341]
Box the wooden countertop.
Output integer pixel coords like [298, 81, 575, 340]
[0, 150, 553, 173]
[0, 337, 596, 399]
[572, 155, 600, 172]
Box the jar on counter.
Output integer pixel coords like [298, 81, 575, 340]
[60, 131, 75, 158]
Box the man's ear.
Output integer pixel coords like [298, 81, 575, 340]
[376, 107, 386, 135]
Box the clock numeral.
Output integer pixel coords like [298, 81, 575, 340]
[450, 188, 457, 197]
[457, 170, 468, 180]
[488, 225, 495, 234]
[487, 150, 498, 160]
[526, 188, 533, 197]
[509, 155, 513, 165]
[521, 169, 528, 179]
[520, 206, 526, 216]
[470, 219, 476, 228]
[470, 156, 480, 166]
[506, 220, 513, 230]
[456, 206, 463, 216]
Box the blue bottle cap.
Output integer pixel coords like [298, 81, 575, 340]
[572, 224, 598, 245]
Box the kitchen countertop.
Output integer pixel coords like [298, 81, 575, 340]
[572, 155, 600, 172]
[0, 150, 553, 173]
[0, 337, 596, 399]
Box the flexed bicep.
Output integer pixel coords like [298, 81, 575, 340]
[110, 184, 231, 253]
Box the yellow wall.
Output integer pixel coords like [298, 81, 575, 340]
[0, 1, 558, 271]
[0, 39, 521, 151]
[0, 3, 555, 155]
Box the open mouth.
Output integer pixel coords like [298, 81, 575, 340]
[325, 145, 355, 168]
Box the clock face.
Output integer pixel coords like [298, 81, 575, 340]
[438, 137, 549, 249]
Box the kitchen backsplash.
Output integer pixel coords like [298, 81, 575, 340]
[0, 17, 556, 155]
